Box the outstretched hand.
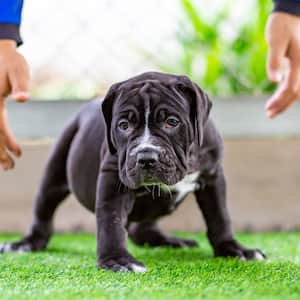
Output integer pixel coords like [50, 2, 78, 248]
[265, 12, 300, 118]
[0, 40, 30, 170]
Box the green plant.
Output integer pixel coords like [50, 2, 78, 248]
[153, 0, 275, 96]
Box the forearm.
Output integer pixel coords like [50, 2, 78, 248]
[0, 0, 23, 46]
[273, 0, 300, 16]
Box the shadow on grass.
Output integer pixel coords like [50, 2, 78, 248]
[45, 243, 213, 264]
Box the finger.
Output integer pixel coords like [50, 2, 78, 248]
[3, 127, 21, 157]
[0, 134, 8, 161]
[11, 91, 30, 103]
[1, 153, 14, 170]
[0, 70, 9, 98]
[266, 86, 297, 118]
[266, 17, 289, 83]
[267, 51, 285, 83]
[0, 98, 21, 157]
[8, 56, 30, 103]
[266, 61, 300, 118]
[0, 132, 14, 170]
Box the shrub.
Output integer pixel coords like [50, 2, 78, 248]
[152, 0, 275, 96]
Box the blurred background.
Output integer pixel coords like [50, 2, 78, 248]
[1, 0, 300, 233]
[21, 0, 274, 99]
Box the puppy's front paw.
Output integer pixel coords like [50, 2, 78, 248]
[0, 236, 48, 253]
[99, 255, 147, 273]
[0, 241, 32, 253]
[214, 239, 266, 261]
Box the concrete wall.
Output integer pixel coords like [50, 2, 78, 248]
[1, 98, 300, 233]
[1, 139, 299, 233]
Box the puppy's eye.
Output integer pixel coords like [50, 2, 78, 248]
[118, 120, 130, 131]
[165, 116, 180, 128]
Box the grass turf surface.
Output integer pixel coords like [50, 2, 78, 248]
[0, 233, 300, 300]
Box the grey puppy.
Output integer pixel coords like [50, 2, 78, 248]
[0, 72, 265, 272]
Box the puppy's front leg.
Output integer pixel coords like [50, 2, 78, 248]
[196, 166, 265, 260]
[96, 171, 146, 272]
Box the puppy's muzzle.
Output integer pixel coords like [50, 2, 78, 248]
[136, 149, 158, 170]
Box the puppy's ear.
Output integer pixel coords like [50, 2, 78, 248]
[101, 83, 120, 155]
[175, 77, 212, 146]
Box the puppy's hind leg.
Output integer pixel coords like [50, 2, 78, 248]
[0, 118, 78, 253]
[195, 166, 265, 260]
[129, 221, 198, 248]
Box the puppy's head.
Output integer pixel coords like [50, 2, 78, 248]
[102, 72, 212, 189]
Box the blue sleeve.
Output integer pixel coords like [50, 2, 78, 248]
[274, 0, 300, 16]
[0, 0, 23, 45]
[0, 0, 23, 24]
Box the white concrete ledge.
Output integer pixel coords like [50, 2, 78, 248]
[6, 97, 300, 139]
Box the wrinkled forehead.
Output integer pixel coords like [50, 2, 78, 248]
[113, 82, 190, 115]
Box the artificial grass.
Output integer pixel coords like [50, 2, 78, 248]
[0, 233, 300, 300]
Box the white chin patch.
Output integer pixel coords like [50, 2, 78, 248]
[253, 251, 265, 261]
[130, 264, 147, 273]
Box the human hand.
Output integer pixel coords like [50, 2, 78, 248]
[265, 12, 300, 118]
[0, 40, 30, 170]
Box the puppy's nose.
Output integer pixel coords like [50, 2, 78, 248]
[137, 151, 158, 170]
